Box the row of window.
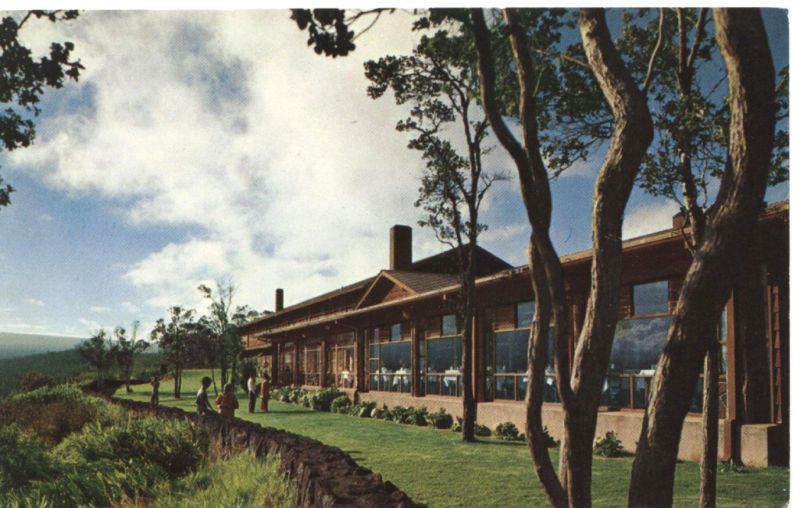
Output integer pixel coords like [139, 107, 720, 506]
[275, 279, 726, 412]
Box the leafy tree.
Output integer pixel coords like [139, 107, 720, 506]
[365, 28, 507, 441]
[628, 10, 778, 505]
[78, 330, 114, 380]
[198, 282, 259, 392]
[293, 7, 782, 505]
[151, 306, 196, 398]
[109, 322, 150, 393]
[0, 10, 83, 209]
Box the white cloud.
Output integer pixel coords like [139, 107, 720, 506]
[121, 301, 140, 313]
[38, 213, 53, 222]
[24, 298, 45, 306]
[90, 305, 112, 313]
[622, 201, 679, 240]
[6, 11, 477, 312]
[79, 317, 105, 333]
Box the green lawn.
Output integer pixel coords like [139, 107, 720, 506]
[118, 370, 789, 508]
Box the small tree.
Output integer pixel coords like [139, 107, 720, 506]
[78, 330, 114, 380]
[110, 322, 150, 393]
[365, 27, 507, 441]
[151, 306, 196, 398]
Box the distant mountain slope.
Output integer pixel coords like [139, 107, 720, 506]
[0, 332, 87, 359]
[0, 348, 164, 398]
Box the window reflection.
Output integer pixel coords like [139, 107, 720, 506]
[633, 280, 669, 316]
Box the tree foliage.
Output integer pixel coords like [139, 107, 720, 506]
[151, 306, 196, 398]
[77, 330, 113, 380]
[0, 10, 83, 209]
[109, 322, 150, 393]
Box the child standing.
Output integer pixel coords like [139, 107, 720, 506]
[196, 376, 216, 416]
[215, 382, 239, 418]
[247, 373, 258, 413]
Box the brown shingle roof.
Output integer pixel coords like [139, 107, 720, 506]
[384, 270, 460, 294]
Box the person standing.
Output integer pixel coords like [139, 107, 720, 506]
[196, 376, 216, 416]
[150, 375, 160, 407]
[247, 373, 258, 413]
[215, 382, 239, 418]
[260, 371, 270, 412]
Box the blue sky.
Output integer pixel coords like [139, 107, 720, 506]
[0, 9, 789, 338]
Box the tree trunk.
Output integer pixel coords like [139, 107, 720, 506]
[700, 342, 719, 508]
[629, 9, 775, 506]
[461, 251, 477, 442]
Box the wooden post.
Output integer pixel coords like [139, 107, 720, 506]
[411, 321, 420, 396]
[293, 340, 301, 386]
[270, 347, 278, 385]
[474, 312, 484, 402]
[355, 329, 365, 392]
[321, 338, 329, 387]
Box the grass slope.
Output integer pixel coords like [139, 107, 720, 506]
[119, 370, 790, 508]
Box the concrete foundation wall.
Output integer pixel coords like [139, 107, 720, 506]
[360, 391, 777, 466]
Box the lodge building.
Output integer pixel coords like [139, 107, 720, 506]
[239, 201, 788, 467]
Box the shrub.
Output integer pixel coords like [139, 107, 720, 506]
[370, 405, 387, 419]
[0, 425, 56, 492]
[0, 385, 118, 444]
[494, 422, 523, 441]
[541, 426, 559, 448]
[426, 408, 453, 430]
[57, 417, 208, 481]
[593, 431, 625, 457]
[14, 372, 56, 393]
[330, 394, 352, 414]
[412, 406, 428, 426]
[310, 387, 342, 412]
[451, 416, 462, 433]
[475, 424, 492, 437]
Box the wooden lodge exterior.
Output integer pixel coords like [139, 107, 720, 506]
[239, 201, 789, 467]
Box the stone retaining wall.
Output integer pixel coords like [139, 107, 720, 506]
[107, 396, 423, 508]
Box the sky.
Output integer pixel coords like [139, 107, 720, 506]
[0, 9, 789, 338]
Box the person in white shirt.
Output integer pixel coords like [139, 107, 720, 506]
[247, 373, 258, 413]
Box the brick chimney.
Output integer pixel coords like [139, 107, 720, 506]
[389, 225, 412, 271]
[275, 288, 284, 312]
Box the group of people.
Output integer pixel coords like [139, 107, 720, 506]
[195, 371, 271, 417]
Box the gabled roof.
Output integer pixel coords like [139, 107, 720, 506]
[355, 270, 460, 309]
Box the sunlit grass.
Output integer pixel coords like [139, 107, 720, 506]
[120, 369, 789, 508]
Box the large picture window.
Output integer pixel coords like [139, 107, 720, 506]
[421, 314, 463, 396]
[368, 323, 411, 393]
[301, 342, 321, 386]
[326, 332, 355, 389]
[278, 343, 295, 386]
[492, 323, 556, 403]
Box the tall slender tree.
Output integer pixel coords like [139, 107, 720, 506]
[110, 322, 150, 393]
[628, 9, 777, 505]
[365, 26, 507, 441]
[151, 306, 196, 398]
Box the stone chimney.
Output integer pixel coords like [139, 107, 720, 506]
[389, 225, 412, 271]
[275, 288, 284, 312]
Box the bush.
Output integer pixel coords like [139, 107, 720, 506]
[494, 422, 523, 441]
[541, 426, 559, 448]
[0, 425, 56, 492]
[57, 417, 208, 481]
[475, 423, 492, 437]
[0, 385, 118, 444]
[593, 431, 625, 457]
[330, 394, 352, 414]
[426, 408, 453, 430]
[15, 372, 55, 393]
[310, 387, 343, 412]
[451, 416, 462, 433]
